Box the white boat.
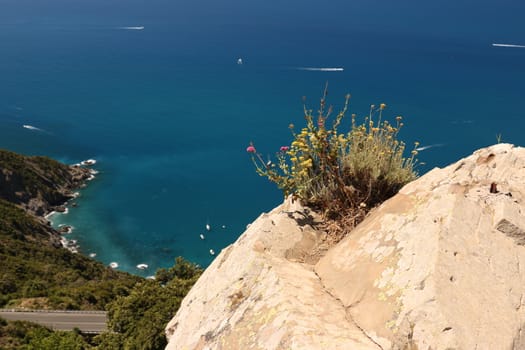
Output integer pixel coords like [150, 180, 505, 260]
[221, 225, 226, 229]
[136, 263, 149, 270]
[206, 224, 211, 231]
[109, 262, 119, 269]
[237, 58, 243, 65]
[209, 249, 215, 255]
[89, 253, 97, 258]
[200, 234, 205, 240]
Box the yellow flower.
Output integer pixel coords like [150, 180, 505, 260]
[301, 159, 313, 168]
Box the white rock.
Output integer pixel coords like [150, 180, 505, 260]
[166, 144, 525, 350]
[315, 143, 525, 349]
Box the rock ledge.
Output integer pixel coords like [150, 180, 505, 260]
[166, 144, 525, 350]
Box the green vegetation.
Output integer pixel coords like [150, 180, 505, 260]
[98, 257, 202, 350]
[249, 89, 418, 234]
[0, 257, 202, 350]
[0, 149, 203, 349]
[0, 318, 90, 350]
[0, 198, 141, 310]
[0, 150, 140, 310]
[0, 149, 80, 210]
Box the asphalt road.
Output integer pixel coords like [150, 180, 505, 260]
[0, 310, 108, 333]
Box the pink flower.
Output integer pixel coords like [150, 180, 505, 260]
[280, 146, 289, 152]
[246, 145, 256, 153]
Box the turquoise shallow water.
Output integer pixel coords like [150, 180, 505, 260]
[1, 1, 524, 275]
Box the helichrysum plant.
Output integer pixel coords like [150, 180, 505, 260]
[247, 87, 418, 226]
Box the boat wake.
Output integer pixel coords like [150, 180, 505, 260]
[296, 67, 344, 72]
[492, 43, 525, 49]
[22, 124, 45, 132]
[118, 26, 145, 30]
[416, 143, 445, 152]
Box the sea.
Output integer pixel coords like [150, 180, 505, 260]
[1, 0, 524, 276]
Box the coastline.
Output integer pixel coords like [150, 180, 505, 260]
[42, 160, 98, 255]
[42, 161, 153, 275]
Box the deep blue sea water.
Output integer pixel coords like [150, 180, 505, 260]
[1, 0, 524, 276]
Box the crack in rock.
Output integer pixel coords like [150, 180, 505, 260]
[312, 269, 385, 350]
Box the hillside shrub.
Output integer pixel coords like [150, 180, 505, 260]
[248, 87, 418, 231]
[100, 257, 202, 350]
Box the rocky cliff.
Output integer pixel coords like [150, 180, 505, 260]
[166, 143, 525, 349]
[0, 149, 90, 216]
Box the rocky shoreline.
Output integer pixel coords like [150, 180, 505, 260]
[42, 164, 94, 216]
[0, 150, 96, 252]
[43, 162, 98, 253]
[0, 150, 143, 317]
[42, 165, 95, 217]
